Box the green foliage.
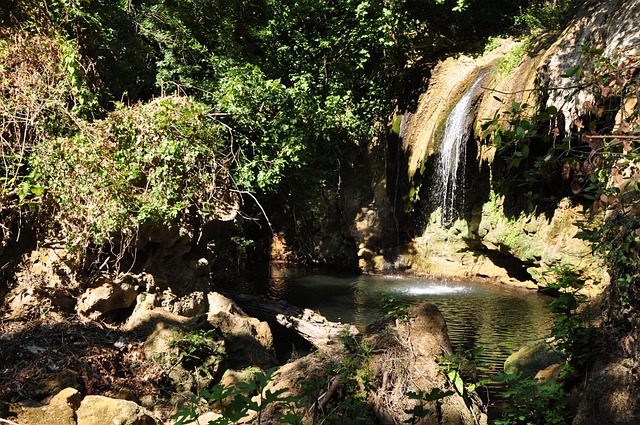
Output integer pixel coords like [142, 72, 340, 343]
[28, 95, 235, 250]
[542, 267, 593, 369]
[483, 48, 640, 209]
[495, 38, 531, 75]
[0, 29, 93, 218]
[403, 388, 454, 424]
[57, 37, 98, 116]
[321, 330, 377, 424]
[514, 0, 575, 32]
[339, 331, 376, 400]
[170, 329, 225, 374]
[438, 348, 490, 399]
[495, 266, 592, 424]
[211, 63, 312, 192]
[495, 370, 570, 425]
[485, 46, 640, 325]
[481, 100, 570, 209]
[168, 328, 226, 394]
[1, 0, 572, 267]
[484, 35, 506, 53]
[381, 294, 410, 322]
[581, 212, 640, 327]
[171, 367, 302, 425]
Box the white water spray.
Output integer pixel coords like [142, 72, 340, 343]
[400, 284, 472, 296]
[433, 73, 486, 224]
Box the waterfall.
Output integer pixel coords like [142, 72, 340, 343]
[432, 72, 485, 225]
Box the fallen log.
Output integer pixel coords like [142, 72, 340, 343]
[223, 292, 358, 351]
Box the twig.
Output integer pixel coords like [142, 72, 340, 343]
[583, 135, 640, 139]
[0, 418, 20, 425]
[315, 375, 341, 411]
[231, 190, 273, 234]
[482, 82, 590, 96]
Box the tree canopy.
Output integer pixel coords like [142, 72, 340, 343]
[0, 0, 567, 256]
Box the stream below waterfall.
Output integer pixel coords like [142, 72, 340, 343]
[233, 264, 553, 393]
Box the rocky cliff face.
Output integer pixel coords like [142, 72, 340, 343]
[394, 1, 640, 423]
[395, 0, 639, 290]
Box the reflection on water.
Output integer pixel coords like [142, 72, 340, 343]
[234, 264, 553, 387]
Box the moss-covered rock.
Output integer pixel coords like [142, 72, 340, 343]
[504, 342, 563, 378]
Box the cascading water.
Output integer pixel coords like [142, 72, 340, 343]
[432, 72, 486, 225]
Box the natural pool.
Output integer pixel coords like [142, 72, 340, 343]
[236, 264, 553, 385]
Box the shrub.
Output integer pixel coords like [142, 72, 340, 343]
[29, 95, 236, 253]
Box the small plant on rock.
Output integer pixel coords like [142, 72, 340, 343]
[438, 348, 490, 400]
[381, 294, 410, 322]
[495, 371, 569, 425]
[171, 367, 302, 425]
[170, 329, 226, 392]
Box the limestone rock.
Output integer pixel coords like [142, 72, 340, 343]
[196, 411, 223, 423]
[217, 367, 264, 408]
[51, 387, 83, 410]
[15, 387, 82, 425]
[219, 367, 263, 389]
[76, 395, 159, 425]
[77, 280, 138, 321]
[261, 303, 487, 425]
[161, 290, 208, 317]
[143, 322, 225, 392]
[207, 291, 244, 316]
[367, 303, 488, 425]
[534, 363, 563, 383]
[17, 402, 76, 425]
[572, 357, 640, 425]
[207, 292, 276, 368]
[124, 293, 184, 329]
[504, 342, 563, 378]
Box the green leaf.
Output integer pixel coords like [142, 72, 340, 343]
[447, 370, 464, 394]
[30, 186, 45, 196]
[423, 388, 454, 401]
[561, 65, 581, 78]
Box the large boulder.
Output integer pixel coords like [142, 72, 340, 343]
[572, 356, 640, 425]
[259, 303, 487, 425]
[504, 342, 563, 378]
[143, 321, 225, 393]
[365, 303, 488, 425]
[16, 388, 81, 425]
[76, 395, 159, 425]
[77, 279, 138, 322]
[207, 292, 276, 368]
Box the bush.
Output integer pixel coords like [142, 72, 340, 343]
[29, 95, 236, 252]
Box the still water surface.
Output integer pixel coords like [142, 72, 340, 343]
[237, 265, 553, 385]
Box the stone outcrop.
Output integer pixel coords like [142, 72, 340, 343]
[395, 0, 640, 287]
[16, 388, 81, 425]
[402, 41, 520, 179]
[76, 395, 159, 425]
[257, 303, 487, 425]
[504, 342, 563, 378]
[143, 321, 226, 392]
[207, 292, 276, 368]
[77, 279, 138, 321]
[572, 356, 640, 425]
[365, 303, 488, 425]
[132, 291, 277, 391]
[12, 388, 159, 425]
